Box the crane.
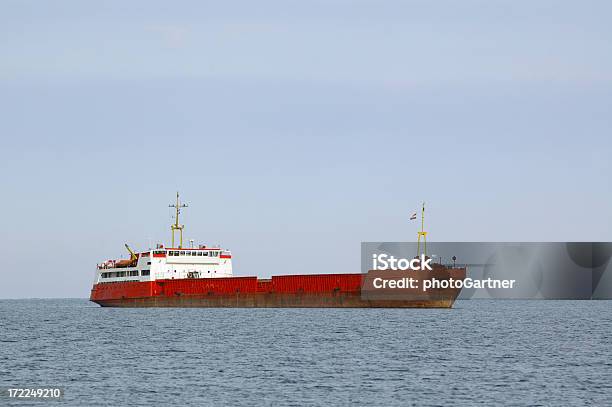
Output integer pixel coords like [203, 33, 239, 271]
[114, 243, 138, 268]
[125, 243, 137, 262]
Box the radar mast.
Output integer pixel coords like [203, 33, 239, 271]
[416, 202, 427, 257]
[169, 192, 188, 248]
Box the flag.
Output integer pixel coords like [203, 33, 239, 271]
[410, 212, 417, 220]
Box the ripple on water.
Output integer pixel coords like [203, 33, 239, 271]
[0, 299, 610, 406]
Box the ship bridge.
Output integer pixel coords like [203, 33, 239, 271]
[93, 193, 233, 284]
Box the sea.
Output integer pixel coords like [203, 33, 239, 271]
[0, 299, 610, 406]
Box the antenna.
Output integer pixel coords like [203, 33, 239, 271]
[169, 192, 188, 248]
[416, 201, 427, 257]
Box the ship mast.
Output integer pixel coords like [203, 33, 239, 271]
[416, 201, 427, 257]
[169, 192, 188, 248]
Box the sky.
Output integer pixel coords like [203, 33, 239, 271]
[1, 0, 611, 298]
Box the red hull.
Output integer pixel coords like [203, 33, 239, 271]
[90, 270, 466, 308]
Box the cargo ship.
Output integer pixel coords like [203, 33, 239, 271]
[90, 195, 466, 307]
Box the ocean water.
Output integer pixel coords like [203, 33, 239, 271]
[0, 300, 610, 406]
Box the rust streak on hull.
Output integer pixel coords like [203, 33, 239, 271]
[94, 292, 457, 308]
[90, 269, 466, 308]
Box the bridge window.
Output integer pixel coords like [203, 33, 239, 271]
[197, 252, 202, 256]
[203, 251, 209, 256]
[180, 251, 185, 256]
[142, 270, 150, 276]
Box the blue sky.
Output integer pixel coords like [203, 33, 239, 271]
[1, 1, 611, 298]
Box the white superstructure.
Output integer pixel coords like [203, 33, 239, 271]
[94, 193, 233, 284]
[94, 246, 233, 284]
